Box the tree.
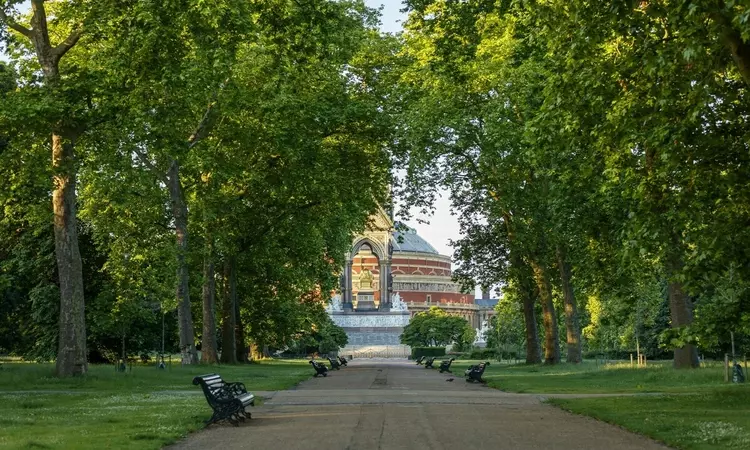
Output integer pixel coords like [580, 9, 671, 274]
[1, 0, 89, 376]
[400, 307, 473, 347]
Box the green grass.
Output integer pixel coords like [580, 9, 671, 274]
[0, 360, 311, 449]
[463, 359, 750, 449]
[550, 389, 750, 450]
[455, 359, 733, 394]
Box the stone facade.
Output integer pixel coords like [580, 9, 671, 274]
[331, 209, 496, 356]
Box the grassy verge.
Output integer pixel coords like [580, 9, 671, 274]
[454, 359, 732, 394]
[462, 359, 750, 449]
[0, 360, 311, 449]
[550, 389, 750, 450]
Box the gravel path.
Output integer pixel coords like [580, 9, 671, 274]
[169, 359, 670, 450]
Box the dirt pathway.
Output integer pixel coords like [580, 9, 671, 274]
[170, 359, 669, 450]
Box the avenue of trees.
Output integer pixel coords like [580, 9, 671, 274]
[393, 0, 750, 368]
[0, 0, 392, 375]
[4, 0, 750, 375]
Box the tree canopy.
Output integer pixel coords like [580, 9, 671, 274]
[400, 306, 474, 348]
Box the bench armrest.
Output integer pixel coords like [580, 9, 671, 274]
[225, 382, 248, 396]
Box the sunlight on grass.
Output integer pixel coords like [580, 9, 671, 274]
[551, 388, 750, 450]
[468, 359, 731, 394]
[0, 360, 311, 449]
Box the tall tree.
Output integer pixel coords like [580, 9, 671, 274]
[1, 0, 87, 376]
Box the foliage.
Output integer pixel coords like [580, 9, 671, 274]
[400, 306, 473, 347]
[285, 312, 349, 355]
[0, 0, 393, 366]
[393, 0, 750, 367]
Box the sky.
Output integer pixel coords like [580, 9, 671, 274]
[1, 0, 465, 268]
[364, 1, 463, 260]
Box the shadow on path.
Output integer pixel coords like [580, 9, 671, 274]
[169, 358, 670, 450]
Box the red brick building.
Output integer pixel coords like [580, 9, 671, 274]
[349, 224, 486, 328]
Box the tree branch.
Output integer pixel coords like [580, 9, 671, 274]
[238, 201, 323, 253]
[52, 27, 83, 60]
[0, 7, 34, 38]
[187, 77, 231, 149]
[187, 98, 217, 149]
[132, 147, 169, 184]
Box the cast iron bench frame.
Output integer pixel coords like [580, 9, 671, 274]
[338, 356, 348, 366]
[310, 360, 329, 377]
[327, 357, 341, 370]
[424, 357, 436, 369]
[415, 356, 425, 365]
[465, 361, 490, 383]
[438, 358, 455, 373]
[193, 373, 255, 426]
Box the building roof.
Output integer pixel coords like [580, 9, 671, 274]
[391, 225, 439, 255]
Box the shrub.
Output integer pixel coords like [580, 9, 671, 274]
[411, 347, 446, 359]
[468, 348, 497, 360]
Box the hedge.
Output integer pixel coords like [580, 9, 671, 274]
[411, 347, 446, 359]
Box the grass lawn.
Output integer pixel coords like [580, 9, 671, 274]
[550, 388, 750, 449]
[457, 359, 734, 394]
[459, 359, 750, 449]
[0, 360, 311, 449]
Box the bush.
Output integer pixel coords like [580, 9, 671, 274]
[468, 348, 497, 360]
[411, 347, 446, 359]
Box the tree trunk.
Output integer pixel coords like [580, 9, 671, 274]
[167, 160, 197, 364]
[235, 296, 247, 363]
[667, 255, 700, 369]
[504, 215, 541, 364]
[531, 259, 560, 364]
[52, 131, 88, 376]
[220, 257, 238, 364]
[517, 263, 541, 364]
[200, 243, 219, 364]
[557, 246, 582, 363]
[20, 1, 88, 377]
[712, 9, 750, 87]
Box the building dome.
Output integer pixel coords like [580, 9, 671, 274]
[392, 225, 439, 255]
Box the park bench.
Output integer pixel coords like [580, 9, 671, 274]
[465, 361, 490, 383]
[193, 373, 255, 426]
[415, 356, 425, 365]
[338, 356, 348, 366]
[327, 357, 341, 370]
[438, 358, 455, 373]
[310, 360, 329, 377]
[424, 357, 436, 369]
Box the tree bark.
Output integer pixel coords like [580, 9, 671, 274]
[557, 246, 582, 363]
[235, 295, 248, 363]
[667, 255, 700, 369]
[514, 260, 541, 364]
[200, 242, 218, 364]
[167, 160, 197, 364]
[531, 259, 560, 364]
[504, 214, 541, 364]
[644, 145, 699, 369]
[52, 131, 87, 376]
[14, 2, 89, 377]
[711, 8, 750, 87]
[220, 256, 238, 364]
[520, 277, 541, 364]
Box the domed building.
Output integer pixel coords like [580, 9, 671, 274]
[329, 208, 494, 357]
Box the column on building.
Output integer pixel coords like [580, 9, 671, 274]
[344, 260, 353, 310]
[379, 261, 391, 310]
